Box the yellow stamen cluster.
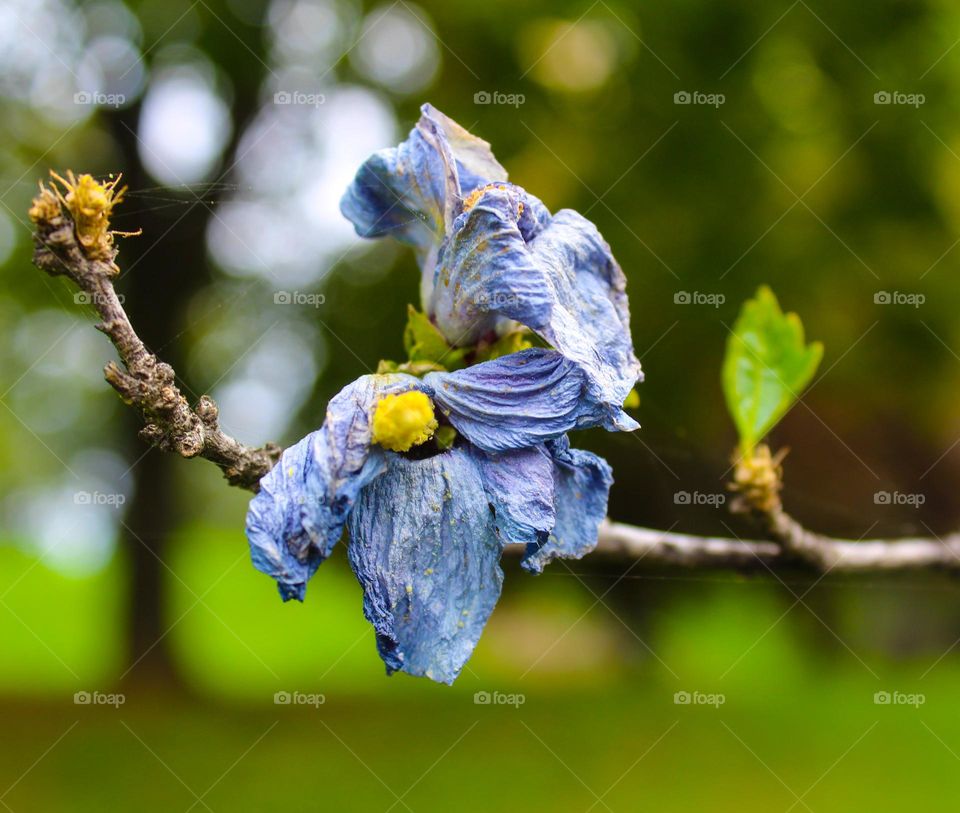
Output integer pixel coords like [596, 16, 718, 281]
[371, 391, 439, 452]
[47, 170, 139, 262]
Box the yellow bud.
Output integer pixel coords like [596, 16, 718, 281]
[371, 391, 438, 452]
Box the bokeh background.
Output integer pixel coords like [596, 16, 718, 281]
[2, 0, 960, 808]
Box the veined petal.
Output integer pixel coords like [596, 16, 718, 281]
[430, 186, 549, 346]
[422, 348, 636, 453]
[339, 110, 458, 254]
[347, 447, 503, 683]
[422, 104, 507, 193]
[469, 444, 555, 545]
[245, 373, 418, 601]
[340, 104, 506, 264]
[429, 185, 641, 414]
[342, 105, 516, 307]
[522, 436, 613, 574]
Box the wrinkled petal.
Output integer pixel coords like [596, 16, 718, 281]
[469, 444, 555, 545]
[246, 373, 418, 601]
[522, 436, 613, 574]
[422, 348, 636, 453]
[430, 186, 641, 414]
[339, 104, 506, 281]
[347, 447, 502, 683]
[424, 104, 507, 193]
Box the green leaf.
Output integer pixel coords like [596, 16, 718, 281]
[376, 359, 401, 374]
[623, 388, 641, 410]
[722, 286, 823, 451]
[403, 305, 467, 370]
[473, 330, 533, 364]
[434, 425, 457, 450]
[376, 358, 447, 376]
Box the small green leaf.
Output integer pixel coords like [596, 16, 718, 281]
[623, 388, 641, 410]
[434, 425, 457, 450]
[473, 330, 533, 364]
[722, 286, 823, 451]
[376, 358, 447, 376]
[403, 305, 468, 370]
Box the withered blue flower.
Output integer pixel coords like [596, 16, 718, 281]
[247, 106, 642, 683]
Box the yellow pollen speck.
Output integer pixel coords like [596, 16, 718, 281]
[371, 391, 438, 452]
[405, 584, 413, 595]
[424, 568, 434, 576]
[461, 183, 509, 213]
[462, 187, 485, 212]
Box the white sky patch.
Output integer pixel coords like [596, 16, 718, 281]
[268, 0, 353, 67]
[208, 84, 396, 286]
[138, 63, 233, 185]
[350, 3, 440, 95]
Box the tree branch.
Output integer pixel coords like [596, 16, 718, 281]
[30, 174, 280, 490]
[595, 515, 960, 573]
[29, 172, 960, 574]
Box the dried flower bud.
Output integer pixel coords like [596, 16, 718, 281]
[47, 170, 140, 264]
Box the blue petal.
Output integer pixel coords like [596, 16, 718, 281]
[422, 348, 635, 453]
[429, 185, 641, 417]
[422, 104, 508, 193]
[339, 104, 506, 269]
[522, 436, 613, 574]
[469, 444, 555, 545]
[347, 447, 503, 683]
[245, 373, 418, 601]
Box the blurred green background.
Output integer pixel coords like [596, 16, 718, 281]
[3, 0, 960, 808]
